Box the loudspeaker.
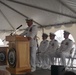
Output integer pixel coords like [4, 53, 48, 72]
[51, 65, 65, 75]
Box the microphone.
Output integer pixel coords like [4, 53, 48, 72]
[16, 25, 22, 30]
[3, 25, 23, 42]
[10, 25, 22, 35]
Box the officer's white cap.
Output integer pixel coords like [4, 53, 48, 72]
[49, 33, 56, 36]
[64, 31, 70, 35]
[42, 33, 48, 37]
[25, 18, 33, 22]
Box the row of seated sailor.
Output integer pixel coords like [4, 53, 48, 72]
[36, 31, 74, 70]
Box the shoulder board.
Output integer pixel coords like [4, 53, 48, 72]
[32, 25, 36, 27]
[46, 40, 49, 42]
[69, 39, 72, 41]
[29, 27, 32, 32]
[55, 40, 57, 41]
[25, 27, 28, 30]
[61, 40, 64, 44]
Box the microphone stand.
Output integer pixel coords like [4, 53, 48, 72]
[3, 25, 22, 42]
[10, 25, 22, 36]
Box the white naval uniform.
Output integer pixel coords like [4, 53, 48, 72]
[57, 38, 73, 66]
[37, 39, 49, 67]
[44, 39, 59, 67]
[20, 25, 38, 71]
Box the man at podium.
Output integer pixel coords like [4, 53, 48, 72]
[20, 18, 38, 72]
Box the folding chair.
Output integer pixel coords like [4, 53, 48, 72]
[70, 49, 76, 70]
[54, 56, 61, 65]
[66, 48, 74, 69]
[54, 48, 74, 68]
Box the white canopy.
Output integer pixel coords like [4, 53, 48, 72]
[0, 0, 76, 44]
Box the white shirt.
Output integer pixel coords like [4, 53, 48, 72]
[47, 39, 59, 53]
[59, 38, 73, 53]
[20, 25, 38, 47]
[39, 39, 49, 53]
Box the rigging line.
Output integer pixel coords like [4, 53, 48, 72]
[57, 0, 76, 14]
[7, 0, 76, 19]
[0, 30, 13, 32]
[0, 9, 15, 30]
[41, 21, 76, 27]
[0, 1, 42, 27]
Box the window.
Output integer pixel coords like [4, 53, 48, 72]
[55, 30, 75, 43]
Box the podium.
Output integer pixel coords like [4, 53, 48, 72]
[6, 35, 31, 74]
[0, 46, 8, 65]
